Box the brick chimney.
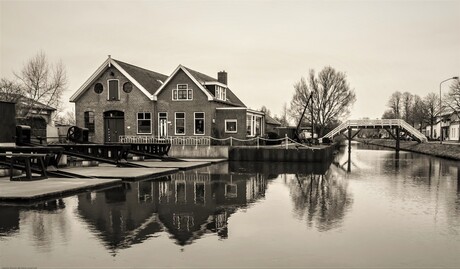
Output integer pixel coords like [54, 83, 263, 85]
[218, 71, 228, 85]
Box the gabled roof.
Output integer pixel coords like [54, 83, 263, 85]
[153, 65, 246, 107]
[0, 93, 56, 111]
[265, 115, 281, 125]
[113, 60, 168, 95]
[70, 57, 167, 102]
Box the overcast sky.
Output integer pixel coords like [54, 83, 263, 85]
[1, 0, 459, 120]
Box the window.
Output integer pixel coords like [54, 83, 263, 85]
[94, 83, 103, 94]
[175, 112, 185, 135]
[215, 86, 226, 101]
[172, 84, 193, 100]
[123, 82, 133, 93]
[194, 112, 205, 135]
[225, 119, 237, 133]
[84, 111, 95, 132]
[108, 79, 119, 100]
[175, 181, 186, 204]
[225, 184, 237, 198]
[137, 112, 152, 134]
[194, 182, 205, 204]
[247, 114, 263, 137]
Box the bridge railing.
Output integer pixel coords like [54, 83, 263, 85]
[321, 119, 427, 142]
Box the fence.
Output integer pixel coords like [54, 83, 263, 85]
[119, 135, 319, 149]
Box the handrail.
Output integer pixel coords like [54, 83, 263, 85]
[321, 119, 427, 142]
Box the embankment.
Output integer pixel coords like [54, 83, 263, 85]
[359, 139, 460, 160]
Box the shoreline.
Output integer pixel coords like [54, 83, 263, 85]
[357, 139, 460, 161]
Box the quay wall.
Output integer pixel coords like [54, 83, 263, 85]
[229, 146, 335, 162]
[359, 139, 460, 161]
[168, 145, 229, 158]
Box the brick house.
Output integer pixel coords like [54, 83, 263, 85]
[70, 56, 265, 143]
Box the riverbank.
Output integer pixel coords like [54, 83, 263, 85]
[359, 139, 460, 160]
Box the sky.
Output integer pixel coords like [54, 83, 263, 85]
[1, 0, 459, 120]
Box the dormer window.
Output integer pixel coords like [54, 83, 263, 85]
[172, 84, 193, 100]
[215, 86, 226, 101]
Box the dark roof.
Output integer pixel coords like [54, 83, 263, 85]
[265, 115, 281, 125]
[181, 66, 246, 107]
[0, 93, 56, 111]
[114, 59, 168, 95]
[182, 66, 218, 84]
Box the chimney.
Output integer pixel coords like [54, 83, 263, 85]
[218, 71, 228, 85]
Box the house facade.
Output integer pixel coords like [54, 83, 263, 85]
[70, 56, 265, 143]
[425, 112, 460, 141]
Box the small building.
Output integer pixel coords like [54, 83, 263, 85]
[70, 56, 265, 143]
[425, 111, 460, 141]
[265, 115, 282, 133]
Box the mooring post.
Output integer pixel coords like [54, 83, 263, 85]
[348, 127, 352, 154]
[285, 134, 288, 150]
[230, 136, 233, 147]
[396, 126, 400, 152]
[257, 137, 259, 149]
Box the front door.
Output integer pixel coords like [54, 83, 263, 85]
[104, 110, 124, 143]
[158, 112, 168, 138]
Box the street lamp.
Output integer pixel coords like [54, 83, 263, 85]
[439, 76, 459, 143]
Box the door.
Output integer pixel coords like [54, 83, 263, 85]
[104, 110, 124, 143]
[158, 112, 168, 138]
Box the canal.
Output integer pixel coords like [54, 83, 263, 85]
[1, 142, 459, 268]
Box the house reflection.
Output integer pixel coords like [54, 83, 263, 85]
[76, 167, 270, 253]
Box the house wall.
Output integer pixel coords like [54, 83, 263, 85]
[156, 69, 245, 138]
[75, 66, 154, 143]
[215, 109, 247, 139]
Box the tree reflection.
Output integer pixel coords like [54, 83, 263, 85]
[286, 169, 352, 231]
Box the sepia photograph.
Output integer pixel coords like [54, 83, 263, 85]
[0, 0, 459, 268]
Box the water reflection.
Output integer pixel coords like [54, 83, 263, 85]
[0, 199, 69, 253]
[286, 171, 352, 231]
[75, 167, 272, 253]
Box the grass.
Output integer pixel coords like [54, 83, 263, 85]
[359, 139, 460, 160]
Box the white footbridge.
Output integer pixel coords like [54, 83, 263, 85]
[322, 119, 428, 143]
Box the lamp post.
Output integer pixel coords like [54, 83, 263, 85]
[439, 76, 459, 143]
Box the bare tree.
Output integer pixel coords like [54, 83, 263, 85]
[445, 79, 460, 111]
[14, 51, 67, 118]
[424, 92, 439, 139]
[0, 78, 24, 102]
[260, 105, 271, 117]
[387, 91, 402, 119]
[54, 110, 76, 125]
[289, 67, 356, 136]
[412, 94, 427, 131]
[401, 92, 414, 124]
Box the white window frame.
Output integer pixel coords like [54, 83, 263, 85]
[225, 119, 238, 133]
[246, 113, 264, 137]
[172, 84, 193, 101]
[175, 112, 186, 135]
[137, 112, 152, 134]
[194, 112, 205, 135]
[107, 79, 120, 101]
[215, 86, 227, 101]
[158, 112, 168, 138]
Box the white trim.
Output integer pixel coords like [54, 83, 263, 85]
[70, 57, 111, 102]
[225, 119, 238, 133]
[203, 81, 227, 88]
[194, 112, 205, 135]
[158, 112, 168, 138]
[107, 79, 120, 101]
[136, 112, 152, 135]
[247, 109, 265, 116]
[175, 112, 186, 135]
[70, 57, 154, 102]
[216, 107, 247, 110]
[172, 84, 193, 101]
[153, 65, 214, 101]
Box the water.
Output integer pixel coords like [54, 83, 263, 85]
[1, 143, 459, 268]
